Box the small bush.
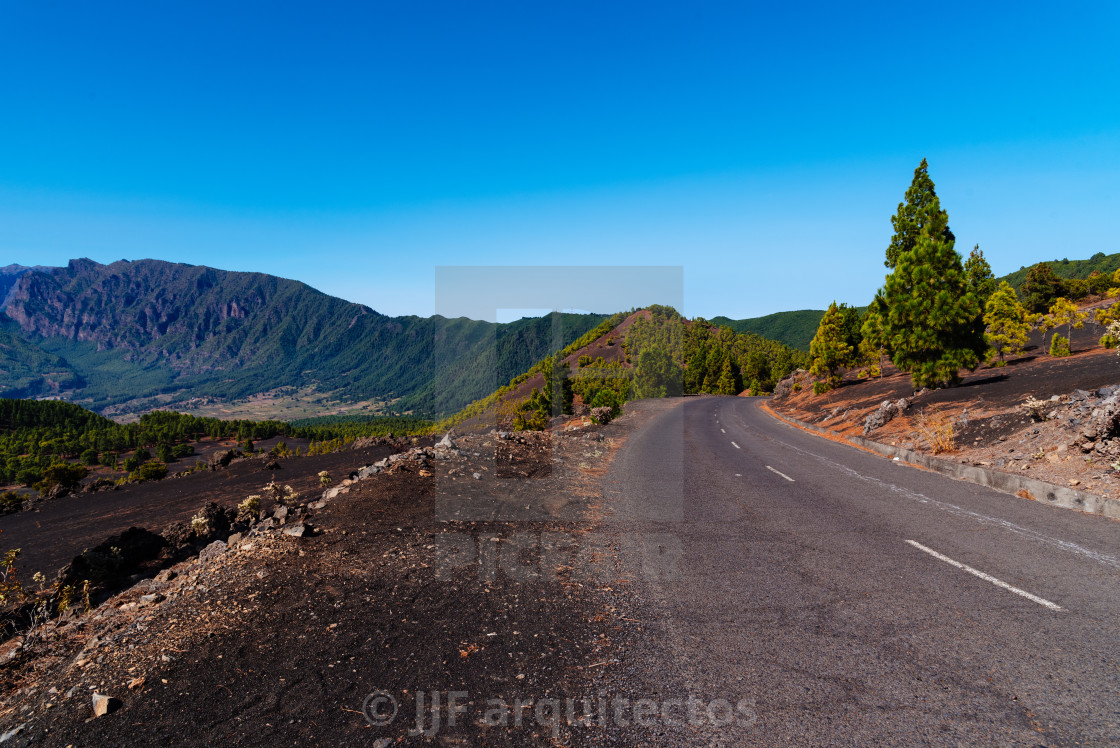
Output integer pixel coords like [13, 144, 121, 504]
[318, 471, 333, 486]
[36, 463, 89, 491]
[914, 409, 956, 454]
[1021, 396, 1049, 422]
[589, 389, 620, 415]
[812, 381, 831, 395]
[0, 491, 23, 513]
[1101, 332, 1118, 349]
[132, 461, 168, 482]
[590, 406, 613, 425]
[792, 382, 802, 392]
[578, 355, 592, 367]
[172, 444, 195, 458]
[81, 448, 99, 466]
[16, 468, 41, 487]
[1049, 333, 1071, 357]
[237, 494, 261, 522]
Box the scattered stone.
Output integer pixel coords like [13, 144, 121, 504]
[153, 568, 178, 583]
[0, 723, 26, 742]
[282, 523, 309, 538]
[1070, 479, 1081, 486]
[437, 433, 456, 450]
[198, 540, 228, 564]
[138, 593, 165, 606]
[273, 505, 289, 523]
[92, 693, 122, 717]
[472, 472, 482, 480]
[863, 400, 899, 436]
[128, 676, 145, 690]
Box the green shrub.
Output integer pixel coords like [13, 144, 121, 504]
[812, 381, 832, 395]
[132, 461, 168, 482]
[156, 444, 174, 463]
[81, 448, 99, 466]
[589, 389, 620, 415]
[172, 443, 195, 458]
[0, 491, 23, 512]
[1050, 333, 1071, 357]
[16, 468, 41, 487]
[1101, 332, 1118, 349]
[36, 462, 88, 490]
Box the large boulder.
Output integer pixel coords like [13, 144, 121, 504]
[863, 400, 900, 436]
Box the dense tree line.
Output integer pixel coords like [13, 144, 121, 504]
[0, 401, 290, 485]
[620, 307, 809, 398]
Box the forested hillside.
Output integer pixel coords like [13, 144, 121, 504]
[1, 259, 606, 417]
[711, 310, 830, 352]
[441, 306, 811, 432]
[999, 252, 1120, 290]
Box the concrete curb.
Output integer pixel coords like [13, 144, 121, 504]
[761, 403, 1120, 522]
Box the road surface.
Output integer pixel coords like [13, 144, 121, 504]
[604, 396, 1120, 745]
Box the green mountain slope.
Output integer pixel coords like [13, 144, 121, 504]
[998, 251, 1120, 290]
[709, 310, 828, 352]
[1, 259, 606, 417]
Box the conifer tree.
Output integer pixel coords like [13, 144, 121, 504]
[859, 293, 890, 378]
[809, 302, 854, 391]
[983, 281, 1032, 365]
[1041, 297, 1087, 354]
[716, 358, 738, 395]
[884, 210, 987, 388]
[885, 158, 955, 269]
[964, 245, 997, 306]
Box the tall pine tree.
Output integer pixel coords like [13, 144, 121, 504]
[809, 301, 854, 391]
[964, 245, 997, 306]
[885, 158, 955, 269]
[884, 202, 987, 388]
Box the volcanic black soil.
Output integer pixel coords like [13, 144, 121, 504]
[0, 413, 680, 746]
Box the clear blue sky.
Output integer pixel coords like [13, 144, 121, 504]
[1, 1, 1117, 320]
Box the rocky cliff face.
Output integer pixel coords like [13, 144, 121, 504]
[3, 259, 355, 365]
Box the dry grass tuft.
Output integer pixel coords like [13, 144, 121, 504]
[913, 408, 956, 454]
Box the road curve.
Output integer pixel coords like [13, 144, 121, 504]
[604, 396, 1120, 746]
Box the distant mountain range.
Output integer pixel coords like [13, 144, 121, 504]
[0, 259, 606, 417]
[2, 252, 1112, 416]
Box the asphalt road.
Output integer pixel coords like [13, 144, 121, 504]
[603, 396, 1120, 746]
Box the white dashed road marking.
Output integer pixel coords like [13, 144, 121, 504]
[730, 441, 740, 449]
[766, 466, 795, 482]
[721, 428, 726, 433]
[905, 539, 1063, 611]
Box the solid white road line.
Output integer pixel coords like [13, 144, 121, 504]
[766, 466, 795, 482]
[730, 441, 740, 449]
[904, 540, 1063, 611]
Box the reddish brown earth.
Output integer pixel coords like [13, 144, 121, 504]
[770, 323, 1120, 499]
[457, 311, 646, 432]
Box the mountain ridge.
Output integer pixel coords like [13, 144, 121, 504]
[0, 259, 609, 417]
